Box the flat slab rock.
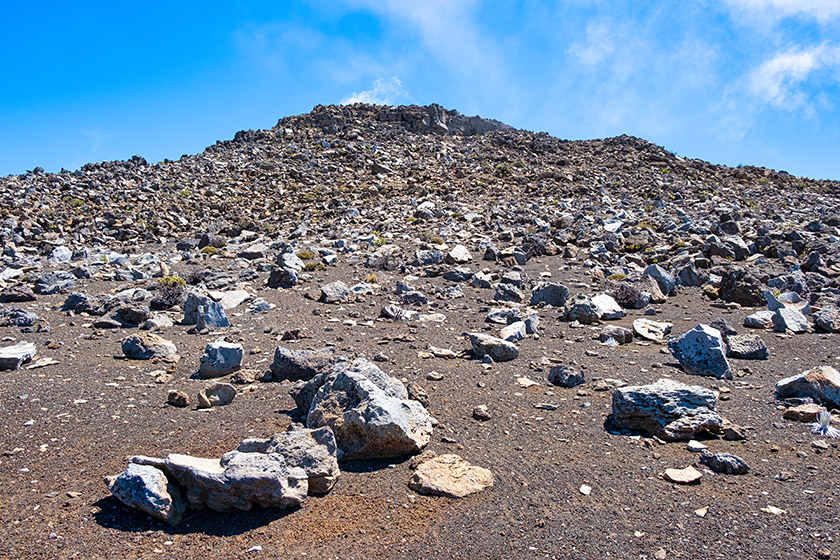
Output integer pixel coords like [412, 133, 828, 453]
[664, 466, 702, 484]
[0, 341, 36, 371]
[776, 366, 840, 408]
[467, 332, 519, 362]
[409, 454, 494, 498]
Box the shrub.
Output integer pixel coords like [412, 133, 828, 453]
[296, 250, 316, 260]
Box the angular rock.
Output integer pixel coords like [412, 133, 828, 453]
[167, 390, 190, 408]
[668, 324, 732, 379]
[197, 383, 237, 408]
[183, 292, 229, 327]
[599, 325, 633, 344]
[565, 294, 601, 324]
[776, 366, 840, 408]
[772, 307, 808, 333]
[610, 378, 724, 441]
[0, 341, 36, 371]
[268, 347, 337, 383]
[530, 282, 570, 307]
[409, 454, 494, 498]
[644, 264, 676, 296]
[105, 463, 186, 526]
[499, 320, 526, 342]
[719, 270, 764, 307]
[547, 365, 585, 388]
[121, 333, 177, 360]
[446, 244, 472, 264]
[744, 310, 775, 329]
[726, 333, 769, 360]
[198, 339, 244, 378]
[815, 305, 840, 333]
[467, 332, 519, 362]
[33, 271, 76, 295]
[782, 403, 823, 422]
[632, 318, 672, 343]
[591, 294, 625, 320]
[320, 281, 349, 303]
[238, 425, 340, 494]
[699, 451, 750, 475]
[494, 283, 523, 303]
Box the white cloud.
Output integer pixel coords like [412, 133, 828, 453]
[568, 23, 616, 67]
[340, 76, 411, 105]
[749, 44, 840, 108]
[724, 0, 840, 24]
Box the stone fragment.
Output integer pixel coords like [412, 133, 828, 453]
[494, 283, 523, 303]
[33, 271, 76, 295]
[591, 294, 625, 319]
[0, 341, 36, 371]
[565, 294, 601, 324]
[167, 390, 190, 408]
[267, 347, 337, 382]
[197, 383, 237, 408]
[663, 466, 702, 484]
[121, 333, 177, 360]
[238, 426, 340, 494]
[815, 304, 840, 333]
[644, 264, 676, 296]
[699, 451, 750, 475]
[499, 320, 526, 342]
[772, 307, 808, 333]
[632, 318, 672, 343]
[446, 244, 472, 264]
[668, 324, 732, 379]
[319, 281, 349, 303]
[408, 454, 494, 498]
[776, 366, 840, 408]
[610, 378, 724, 441]
[467, 332, 519, 362]
[183, 292, 229, 327]
[782, 403, 823, 422]
[530, 282, 570, 307]
[547, 364, 585, 388]
[105, 463, 186, 526]
[599, 325, 633, 344]
[743, 310, 775, 329]
[726, 333, 769, 360]
[198, 339, 244, 378]
[472, 405, 492, 421]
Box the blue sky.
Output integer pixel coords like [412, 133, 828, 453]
[2, 1, 840, 180]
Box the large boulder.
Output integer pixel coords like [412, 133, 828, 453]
[530, 282, 570, 307]
[183, 292, 229, 327]
[198, 339, 244, 378]
[668, 324, 732, 379]
[121, 333, 177, 360]
[467, 332, 519, 362]
[776, 366, 840, 408]
[105, 463, 186, 526]
[267, 347, 337, 382]
[295, 359, 434, 460]
[719, 270, 764, 307]
[610, 378, 724, 441]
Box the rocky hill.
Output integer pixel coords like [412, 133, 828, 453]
[2, 104, 840, 560]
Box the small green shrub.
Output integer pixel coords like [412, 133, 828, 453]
[296, 250, 316, 260]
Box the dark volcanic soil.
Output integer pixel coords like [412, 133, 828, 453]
[1, 104, 839, 560]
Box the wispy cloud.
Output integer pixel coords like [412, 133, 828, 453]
[748, 44, 840, 109]
[340, 76, 411, 105]
[723, 0, 840, 24]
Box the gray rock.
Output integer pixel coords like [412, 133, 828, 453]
[238, 426, 340, 494]
[494, 283, 523, 303]
[446, 244, 472, 264]
[610, 378, 725, 441]
[413, 249, 444, 266]
[304, 361, 434, 460]
[183, 292, 229, 327]
[523, 312, 540, 334]
[744, 310, 775, 329]
[599, 325, 633, 344]
[676, 264, 709, 287]
[197, 383, 237, 408]
[467, 332, 519, 362]
[548, 365, 585, 388]
[443, 267, 473, 283]
[530, 282, 570, 307]
[565, 294, 601, 324]
[772, 306, 808, 333]
[277, 252, 305, 272]
[198, 339, 244, 378]
[0, 341, 36, 370]
[267, 266, 299, 288]
[499, 321, 526, 342]
[105, 463, 186, 526]
[816, 305, 840, 333]
[0, 308, 39, 327]
[644, 264, 676, 296]
[268, 347, 337, 382]
[668, 324, 732, 379]
[160, 451, 307, 512]
[121, 333, 177, 360]
[320, 281, 350, 303]
[591, 294, 625, 319]
[33, 271, 76, 295]
[470, 272, 493, 289]
[726, 333, 769, 360]
[776, 366, 840, 408]
[699, 451, 750, 475]
[485, 307, 521, 325]
[633, 318, 672, 343]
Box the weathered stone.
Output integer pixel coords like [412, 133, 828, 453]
[446, 244, 472, 264]
[744, 310, 775, 329]
[467, 332, 519, 362]
[632, 318, 672, 343]
[815, 305, 840, 333]
[548, 365, 585, 388]
[668, 324, 732, 379]
[663, 466, 702, 484]
[33, 271, 76, 295]
[238, 426, 340, 494]
[599, 325, 633, 344]
[772, 306, 808, 333]
[719, 270, 764, 307]
[776, 366, 840, 408]
[591, 294, 625, 319]
[499, 320, 526, 342]
[530, 282, 570, 307]
[183, 292, 229, 327]
[105, 463, 186, 526]
[198, 339, 244, 378]
[0, 341, 36, 370]
[167, 390, 190, 408]
[320, 281, 349, 303]
[699, 451, 750, 475]
[494, 283, 523, 303]
[782, 403, 823, 422]
[644, 264, 676, 296]
[565, 294, 601, 324]
[726, 333, 769, 360]
[121, 333, 177, 360]
[197, 383, 237, 408]
[610, 378, 724, 441]
[268, 346, 338, 382]
[408, 454, 494, 498]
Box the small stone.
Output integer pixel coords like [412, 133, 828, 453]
[783, 403, 823, 422]
[167, 390, 190, 408]
[197, 383, 236, 408]
[663, 466, 702, 484]
[121, 333, 177, 360]
[547, 365, 585, 388]
[472, 405, 492, 421]
[408, 454, 493, 498]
